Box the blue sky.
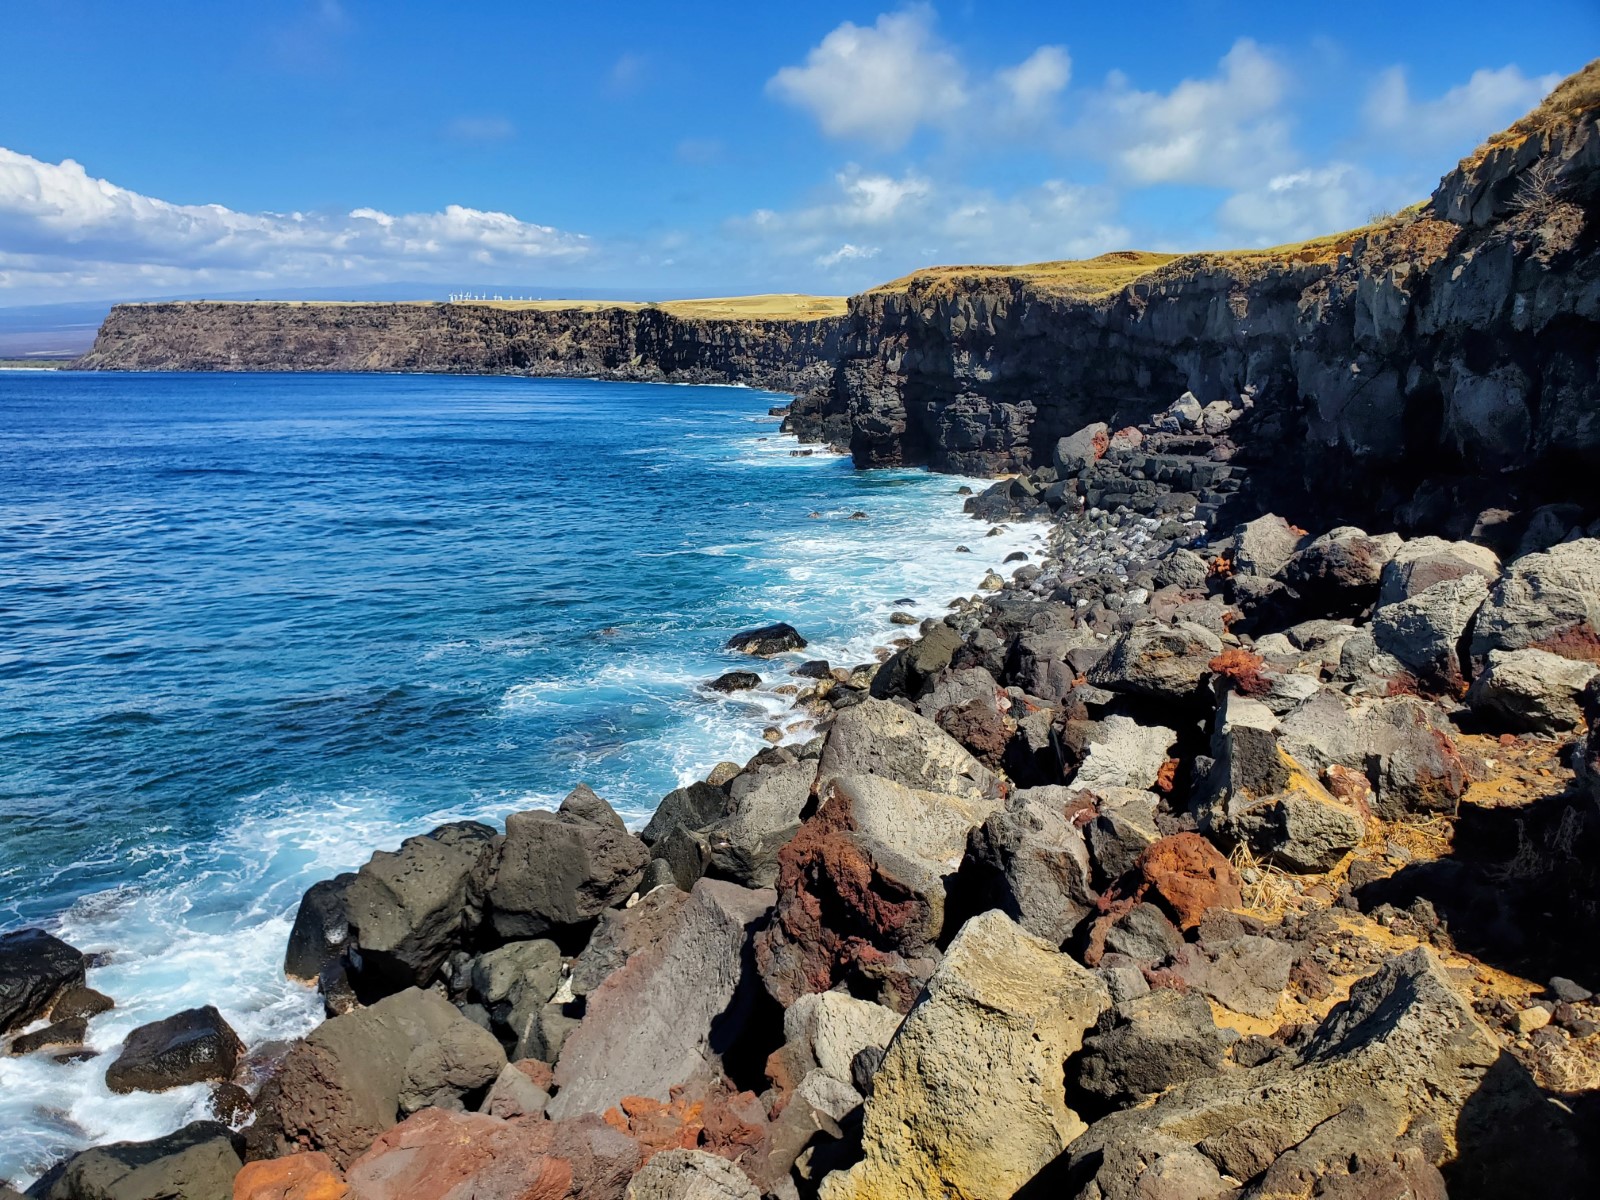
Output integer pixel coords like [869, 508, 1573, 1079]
[0, 1, 1594, 303]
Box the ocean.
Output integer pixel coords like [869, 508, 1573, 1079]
[0, 370, 1039, 1182]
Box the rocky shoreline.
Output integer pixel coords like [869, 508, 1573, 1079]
[6, 368, 1600, 1198]
[4, 57, 1599, 1200]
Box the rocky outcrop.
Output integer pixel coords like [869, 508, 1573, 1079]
[25, 1121, 241, 1200]
[77, 300, 845, 396]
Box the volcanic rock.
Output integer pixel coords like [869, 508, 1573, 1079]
[104, 1006, 243, 1094]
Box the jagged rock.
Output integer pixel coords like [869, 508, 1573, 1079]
[1466, 647, 1600, 732]
[753, 1071, 863, 1194]
[1230, 515, 1304, 578]
[725, 623, 807, 656]
[1379, 536, 1501, 606]
[1131, 834, 1243, 931]
[245, 987, 506, 1168]
[708, 671, 761, 693]
[284, 873, 355, 983]
[820, 910, 1109, 1200]
[1241, 1103, 1448, 1199]
[1074, 715, 1177, 791]
[479, 1061, 551, 1119]
[104, 1005, 243, 1094]
[0, 928, 86, 1034]
[50, 986, 113, 1021]
[340, 821, 497, 992]
[1053, 422, 1109, 475]
[1102, 902, 1184, 963]
[914, 666, 1001, 719]
[1085, 788, 1161, 883]
[769, 991, 903, 1091]
[474, 786, 649, 943]
[703, 760, 815, 888]
[232, 1152, 346, 1200]
[936, 698, 1010, 769]
[1088, 620, 1222, 704]
[1280, 527, 1403, 616]
[469, 938, 561, 1012]
[1471, 539, 1600, 663]
[1371, 575, 1489, 693]
[756, 773, 1002, 1013]
[548, 879, 774, 1119]
[625, 1149, 758, 1200]
[25, 1121, 242, 1200]
[570, 886, 691, 998]
[963, 791, 1097, 946]
[814, 698, 999, 802]
[1072, 988, 1228, 1105]
[1360, 697, 1468, 819]
[340, 1106, 639, 1200]
[1192, 934, 1295, 1019]
[1156, 547, 1210, 590]
[873, 623, 964, 699]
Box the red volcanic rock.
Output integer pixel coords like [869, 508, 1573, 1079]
[233, 1153, 348, 1200]
[1136, 834, 1243, 931]
[601, 1084, 768, 1169]
[341, 1107, 640, 1200]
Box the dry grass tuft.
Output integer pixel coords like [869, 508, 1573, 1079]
[1229, 840, 1298, 919]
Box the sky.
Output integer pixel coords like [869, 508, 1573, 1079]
[0, 1, 1595, 305]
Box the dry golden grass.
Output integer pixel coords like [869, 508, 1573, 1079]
[455, 293, 849, 320]
[1464, 57, 1600, 166]
[868, 250, 1181, 300]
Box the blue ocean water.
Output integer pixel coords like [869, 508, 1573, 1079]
[0, 371, 1039, 1181]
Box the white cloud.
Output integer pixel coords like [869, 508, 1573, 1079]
[1081, 39, 1293, 187]
[998, 46, 1071, 116]
[0, 147, 589, 302]
[729, 167, 1129, 286]
[1363, 64, 1561, 153]
[767, 6, 969, 148]
[1216, 162, 1410, 245]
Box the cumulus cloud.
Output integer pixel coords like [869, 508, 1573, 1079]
[767, 6, 969, 147]
[1363, 64, 1561, 153]
[1081, 39, 1293, 187]
[998, 46, 1071, 117]
[0, 147, 588, 302]
[730, 167, 1129, 287]
[1216, 162, 1412, 245]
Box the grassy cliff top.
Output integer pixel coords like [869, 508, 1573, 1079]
[457, 294, 850, 319]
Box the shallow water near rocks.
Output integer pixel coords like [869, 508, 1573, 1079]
[0, 370, 1038, 1182]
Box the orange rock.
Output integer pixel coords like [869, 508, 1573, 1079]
[1136, 833, 1243, 930]
[233, 1153, 348, 1200]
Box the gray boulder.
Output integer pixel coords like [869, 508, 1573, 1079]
[1229, 515, 1304, 578]
[569, 886, 690, 998]
[1466, 647, 1600, 732]
[703, 760, 815, 888]
[1280, 527, 1403, 615]
[815, 699, 999, 802]
[343, 820, 498, 990]
[1053, 422, 1109, 475]
[104, 1006, 243, 1095]
[548, 879, 775, 1119]
[624, 1149, 758, 1200]
[478, 1061, 550, 1119]
[26, 1121, 240, 1200]
[1471, 538, 1600, 662]
[1360, 697, 1468, 819]
[0, 929, 85, 1035]
[245, 987, 506, 1168]
[1379, 536, 1500, 606]
[1191, 934, 1295, 1019]
[475, 786, 649, 942]
[1371, 574, 1489, 693]
[1074, 715, 1177, 792]
[1072, 988, 1228, 1105]
[964, 793, 1097, 946]
[1103, 903, 1184, 964]
[1085, 788, 1161, 883]
[1088, 621, 1222, 704]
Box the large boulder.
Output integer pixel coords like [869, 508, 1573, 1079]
[104, 1006, 243, 1094]
[873, 622, 963, 700]
[1088, 621, 1222, 705]
[341, 820, 497, 992]
[819, 910, 1108, 1200]
[1053, 422, 1110, 476]
[245, 987, 506, 1168]
[1062, 947, 1522, 1199]
[475, 786, 649, 943]
[963, 792, 1097, 946]
[1229, 515, 1304, 579]
[767, 990, 903, 1093]
[0, 929, 85, 1035]
[547, 878, 775, 1120]
[1371, 575, 1489, 694]
[756, 774, 1002, 1012]
[1466, 647, 1600, 732]
[1379, 536, 1500, 606]
[1360, 697, 1469, 819]
[624, 1149, 759, 1200]
[1071, 988, 1228, 1106]
[1471, 539, 1600, 663]
[1279, 527, 1403, 617]
[1073, 716, 1177, 792]
[283, 873, 355, 983]
[725, 623, 807, 657]
[702, 760, 816, 888]
[341, 1107, 640, 1200]
[814, 699, 999, 802]
[25, 1122, 241, 1200]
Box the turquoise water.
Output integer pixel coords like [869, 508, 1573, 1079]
[0, 371, 1038, 1180]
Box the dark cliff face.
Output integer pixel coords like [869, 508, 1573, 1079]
[787, 65, 1600, 532]
[79, 302, 845, 397]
